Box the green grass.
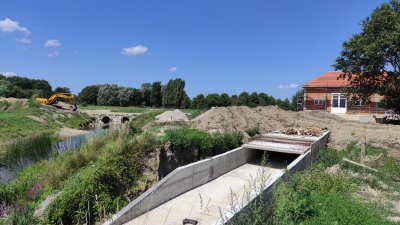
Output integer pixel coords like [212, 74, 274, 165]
[55, 112, 92, 129]
[226, 144, 400, 225]
[80, 105, 206, 118]
[79, 105, 153, 113]
[0, 109, 58, 142]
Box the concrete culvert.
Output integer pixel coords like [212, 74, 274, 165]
[121, 117, 129, 123]
[101, 116, 111, 124]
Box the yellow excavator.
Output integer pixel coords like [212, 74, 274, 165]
[35, 93, 76, 105]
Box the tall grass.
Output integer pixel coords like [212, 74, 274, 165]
[223, 146, 399, 225]
[1, 133, 53, 164]
[164, 127, 243, 164]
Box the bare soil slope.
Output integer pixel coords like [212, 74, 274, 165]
[191, 106, 400, 151]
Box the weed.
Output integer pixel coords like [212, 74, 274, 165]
[246, 126, 260, 137]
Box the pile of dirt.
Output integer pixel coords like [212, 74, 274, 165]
[0, 97, 28, 109]
[191, 106, 400, 151]
[155, 109, 189, 123]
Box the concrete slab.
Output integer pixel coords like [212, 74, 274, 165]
[124, 163, 283, 225]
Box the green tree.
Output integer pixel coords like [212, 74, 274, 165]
[248, 92, 260, 107]
[53, 87, 71, 94]
[150, 81, 162, 107]
[206, 93, 221, 107]
[162, 78, 186, 108]
[291, 90, 304, 111]
[118, 87, 135, 106]
[277, 98, 292, 110]
[181, 92, 191, 109]
[192, 94, 208, 109]
[333, 0, 400, 113]
[230, 94, 238, 106]
[219, 93, 231, 106]
[97, 84, 122, 106]
[238, 92, 250, 106]
[131, 88, 142, 106]
[78, 85, 100, 105]
[141, 83, 152, 107]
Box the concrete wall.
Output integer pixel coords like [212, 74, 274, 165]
[220, 131, 330, 224]
[105, 147, 256, 225]
[105, 131, 330, 225]
[287, 131, 329, 173]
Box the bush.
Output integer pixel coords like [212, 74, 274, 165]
[164, 127, 243, 164]
[246, 126, 260, 137]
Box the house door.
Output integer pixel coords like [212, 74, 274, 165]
[331, 93, 347, 113]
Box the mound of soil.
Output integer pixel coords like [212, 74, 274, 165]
[155, 109, 189, 123]
[191, 106, 400, 151]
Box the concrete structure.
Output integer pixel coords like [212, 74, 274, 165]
[303, 71, 385, 114]
[83, 110, 139, 125]
[104, 131, 329, 225]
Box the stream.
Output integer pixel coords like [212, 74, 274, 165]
[0, 128, 106, 183]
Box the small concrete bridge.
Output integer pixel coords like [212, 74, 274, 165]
[82, 110, 139, 125]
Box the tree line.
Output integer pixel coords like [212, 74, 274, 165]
[0, 74, 301, 111]
[0, 74, 73, 99]
[78, 78, 191, 108]
[78, 78, 299, 110]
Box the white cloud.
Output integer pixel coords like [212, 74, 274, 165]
[122, 45, 148, 56]
[16, 38, 31, 44]
[168, 67, 178, 72]
[1, 71, 16, 77]
[48, 51, 59, 57]
[278, 84, 299, 89]
[45, 39, 61, 47]
[0, 18, 30, 36]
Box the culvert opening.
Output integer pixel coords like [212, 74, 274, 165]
[101, 116, 111, 124]
[249, 149, 300, 169]
[121, 117, 129, 123]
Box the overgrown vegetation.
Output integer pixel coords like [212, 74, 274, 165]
[0, 115, 244, 224]
[0, 129, 159, 224]
[164, 127, 243, 164]
[1, 133, 53, 164]
[0, 74, 52, 99]
[228, 144, 400, 225]
[246, 126, 260, 137]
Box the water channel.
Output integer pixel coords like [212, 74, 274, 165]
[0, 128, 107, 183]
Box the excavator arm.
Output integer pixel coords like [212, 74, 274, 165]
[35, 93, 75, 105]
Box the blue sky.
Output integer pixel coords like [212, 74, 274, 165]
[0, 0, 387, 99]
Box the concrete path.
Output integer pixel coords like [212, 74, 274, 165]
[125, 163, 284, 225]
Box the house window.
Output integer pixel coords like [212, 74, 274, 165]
[354, 99, 366, 107]
[314, 99, 324, 105]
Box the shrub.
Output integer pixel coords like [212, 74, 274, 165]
[165, 128, 243, 164]
[246, 126, 260, 137]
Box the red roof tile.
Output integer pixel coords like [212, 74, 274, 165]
[303, 71, 348, 88]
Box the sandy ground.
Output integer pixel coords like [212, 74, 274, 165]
[191, 106, 400, 152]
[155, 109, 189, 123]
[57, 127, 90, 138]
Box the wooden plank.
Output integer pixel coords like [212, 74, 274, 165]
[342, 158, 378, 172]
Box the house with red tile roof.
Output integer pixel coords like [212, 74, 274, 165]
[303, 72, 385, 114]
